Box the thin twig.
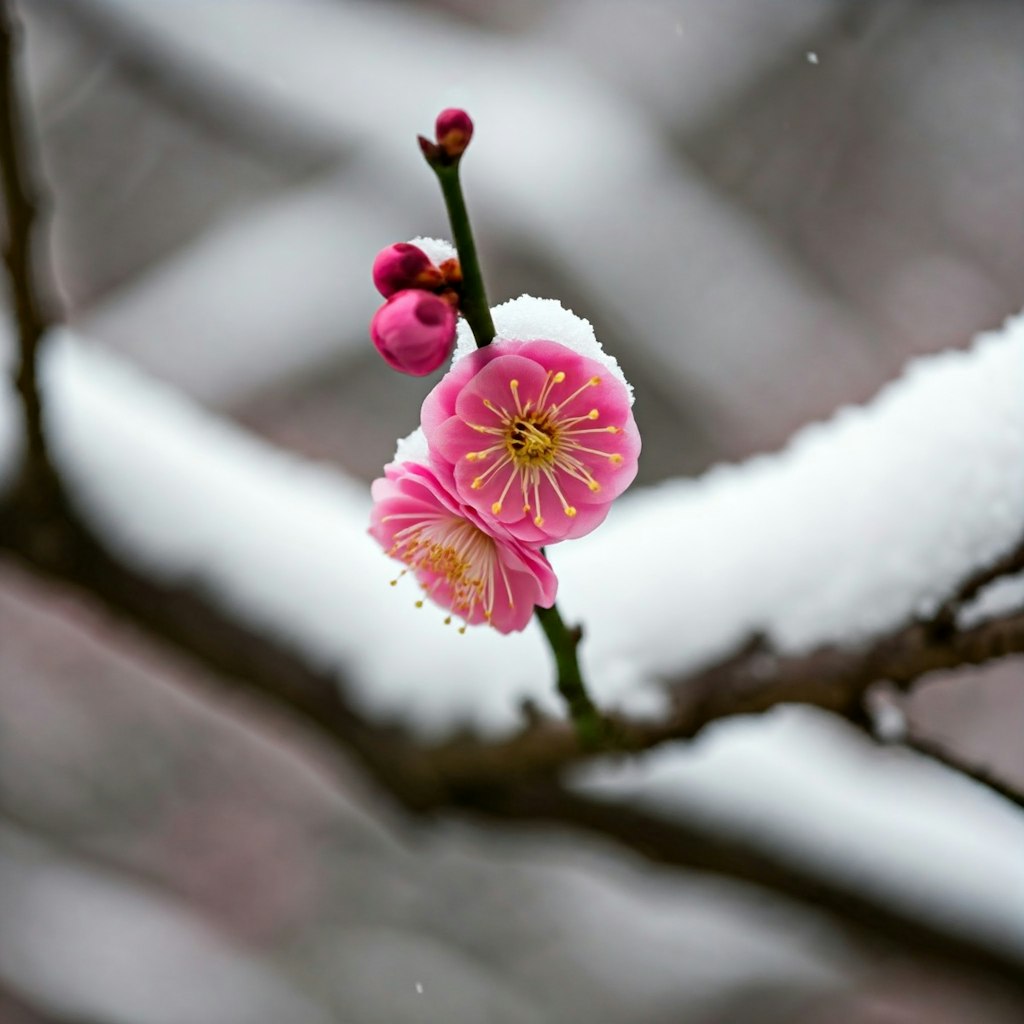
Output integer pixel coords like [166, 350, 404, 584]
[534, 603, 608, 749]
[422, 125, 604, 741]
[429, 160, 496, 348]
[0, 1, 56, 484]
[468, 780, 1024, 995]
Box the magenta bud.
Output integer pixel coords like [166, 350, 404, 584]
[372, 242, 443, 298]
[435, 108, 473, 159]
[370, 290, 457, 376]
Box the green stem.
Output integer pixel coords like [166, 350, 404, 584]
[534, 603, 607, 749]
[433, 163, 496, 348]
[427, 146, 605, 747]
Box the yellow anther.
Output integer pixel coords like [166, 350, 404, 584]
[458, 625, 467, 635]
[553, 371, 566, 383]
[471, 477, 483, 489]
[415, 600, 424, 608]
[466, 452, 479, 462]
[609, 454, 623, 465]
[564, 506, 577, 517]
[533, 515, 545, 527]
[444, 616, 452, 625]
[510, 379, 519, 389]
[607, 426, 621, 433]
[589, 376, 601, 386]
[588, 481, 601, 492]
[588, 409, 599, 419]
[491, 501, 502, 514]
[522, 504, 531, 514]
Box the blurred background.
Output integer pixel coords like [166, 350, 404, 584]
[2, 1, 1024, 1021]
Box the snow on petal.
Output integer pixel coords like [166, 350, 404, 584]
[452, 295, 633, 404]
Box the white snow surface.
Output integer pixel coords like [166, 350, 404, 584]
[409, 236, 457, 268]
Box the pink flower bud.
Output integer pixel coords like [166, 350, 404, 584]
[370, 290, 457, 376]
[435, 108, 473, 159]
[372, 242, 443, 298]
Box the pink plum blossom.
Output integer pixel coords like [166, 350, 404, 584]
[370, 290, 457, 376]
[369, 461, 557, 633]
[422, 339, 640, 544]
[372, 242, 444, 298]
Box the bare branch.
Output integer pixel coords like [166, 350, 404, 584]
[5, 497, 1024, 995]
[0, 0, 58, 487]
[471, 780, 1024, 996]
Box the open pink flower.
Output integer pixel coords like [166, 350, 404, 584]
[422, 339, 640, 544]
[370, 461, 557, 633]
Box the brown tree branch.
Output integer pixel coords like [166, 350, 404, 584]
[471, 780, 1024, 996]
[0, 0, 57, 490]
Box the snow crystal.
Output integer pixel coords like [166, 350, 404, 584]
[408, 236, 457, 267]
[451, 295, 633, 404]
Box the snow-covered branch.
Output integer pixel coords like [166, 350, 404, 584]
[2, 316, 1024, 988]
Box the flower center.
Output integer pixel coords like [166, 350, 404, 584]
[386, 514, 512, 626]
[464, 370, 626, 527]
[507, 415, 557, 465]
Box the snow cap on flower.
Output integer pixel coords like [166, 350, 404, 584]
[370, 460, 557, 633]
[371, 290, 457, 376]
[393, 425, 429, 466]
[423, 337, 641, 544]
[451, 295, 633, 405]
[408, 236, 457, 269]
[435, 108, 474, 159]
[372, 242, 444, 298]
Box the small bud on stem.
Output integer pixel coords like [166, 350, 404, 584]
[370, 289, 456, 376]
